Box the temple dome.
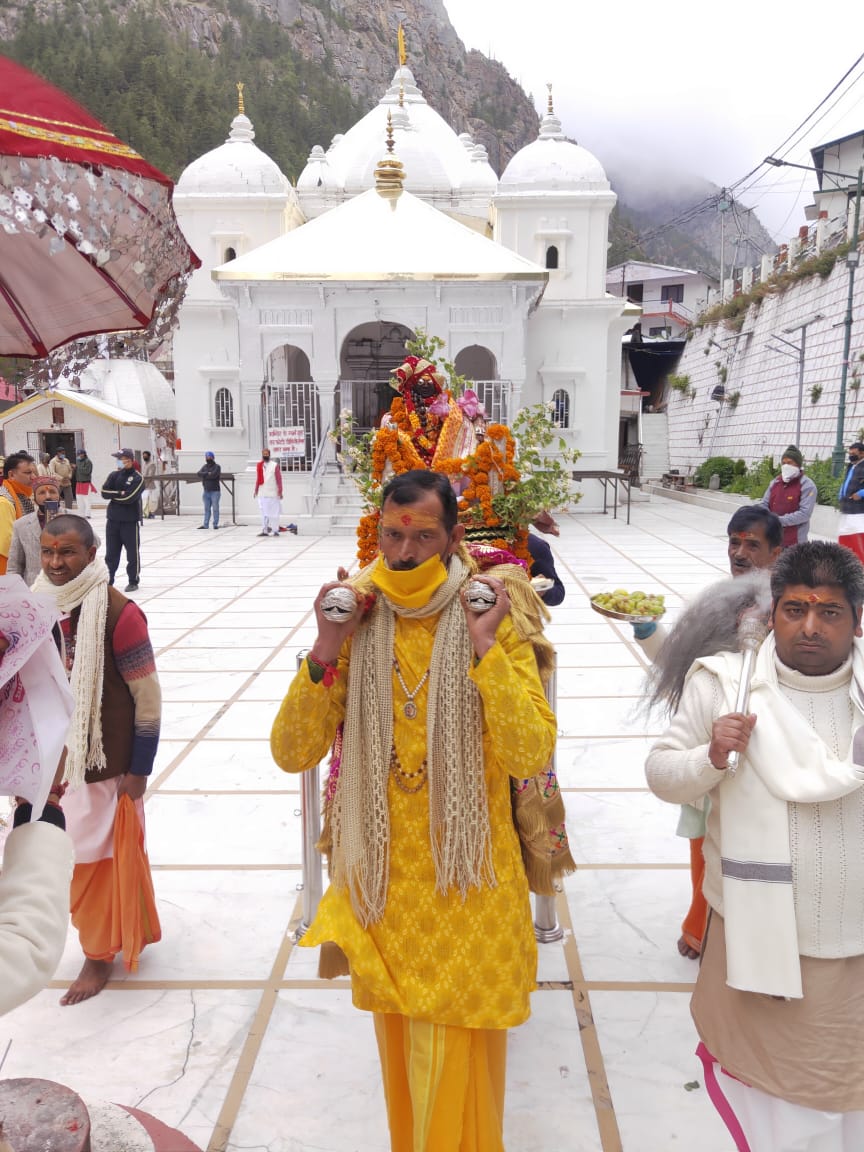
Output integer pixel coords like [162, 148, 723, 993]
[176, 112, 292, 196]
[75, 359, 176, 421]
[296, 67, 495, 216]
[499, 102, 608, 192]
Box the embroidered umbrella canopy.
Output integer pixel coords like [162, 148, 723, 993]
[0, 55, 199, 357]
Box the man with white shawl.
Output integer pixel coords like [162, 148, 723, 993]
[34, 515, 162, 1006]
[0, 575, 74, 1014]
[646, 542, 864, 1152]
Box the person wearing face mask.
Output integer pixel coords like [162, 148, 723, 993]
[837, 441, 864, 563]
[253, 447, 282, 537]
[271, 469, 556, 1152]
[759, 445, 817, 548]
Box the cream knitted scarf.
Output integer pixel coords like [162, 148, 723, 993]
[697, 633, 864, 999]
[331, 552, 492, 926]
[32, 558, 110, 787]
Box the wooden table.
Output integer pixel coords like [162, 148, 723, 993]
[571, 470, 633, 525]
[151, 472, 237, 525]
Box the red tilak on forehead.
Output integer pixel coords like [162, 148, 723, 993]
[806, 592, 823, 603]
[401, 514, 412, 525]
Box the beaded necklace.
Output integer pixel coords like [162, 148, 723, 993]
[393, 656, 429, 719]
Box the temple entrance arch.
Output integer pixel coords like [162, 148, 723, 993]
[453, 345, 508, 422]
[454, 345, 497, 381]
[263, 344, 319, 471]
[338, 321, 415, 430]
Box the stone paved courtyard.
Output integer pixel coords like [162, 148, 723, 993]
[0, 494, 746, 1151]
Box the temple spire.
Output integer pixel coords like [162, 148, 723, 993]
[374, 110, 405, 201]
[237, 81, 245, 116]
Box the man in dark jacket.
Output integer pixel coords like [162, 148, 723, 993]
[101, 448, 144, 592]
[526, 511, 565, 606]
[838, 441, 864, 562]
[197, 450, 222, 530]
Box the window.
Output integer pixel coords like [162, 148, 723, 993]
[214, 387, 234, 428]
[649, 326, 670, 337]
[224, 246, 237, 262]
[545, 245, 559, 269]
[626, 282, 643, 303]
[552, 389, 570, 429]
[661, 284, 685, 303]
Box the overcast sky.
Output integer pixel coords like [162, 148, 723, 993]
[443, 0, 864, 242]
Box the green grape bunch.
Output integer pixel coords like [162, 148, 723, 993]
[591, 589, 666, 618]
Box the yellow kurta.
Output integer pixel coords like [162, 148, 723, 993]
[271, 613, 556, 1030]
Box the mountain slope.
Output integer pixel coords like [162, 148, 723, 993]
[0, 0, 774, 275]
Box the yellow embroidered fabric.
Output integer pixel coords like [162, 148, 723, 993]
[271, 614, 556, 1029]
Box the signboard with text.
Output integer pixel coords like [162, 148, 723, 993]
[267, 426, 305, 456]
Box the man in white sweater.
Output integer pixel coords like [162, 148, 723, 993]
[646, 541, 864, 1151]
[637, 504, 782, 961]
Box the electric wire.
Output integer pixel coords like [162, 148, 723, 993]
[623, 52, 864, 252]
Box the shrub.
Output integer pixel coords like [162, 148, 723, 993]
[694, 456, 737, 488]
[725, 456, 840, 506]
[727, 457, 775, 498]
[668, 373, 691, 394]
[806, 457, 842, 506]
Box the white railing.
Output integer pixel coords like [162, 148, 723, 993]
[306, 410, 334, 516]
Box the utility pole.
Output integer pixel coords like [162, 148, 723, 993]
[718, 190, 731, 301]
[769, 314, 824, 445]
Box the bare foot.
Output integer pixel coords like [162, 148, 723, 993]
[60, 957, 113, 1005]
[677, 935, 700, 960]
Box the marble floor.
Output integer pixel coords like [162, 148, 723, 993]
[0, 495, 747, 1151]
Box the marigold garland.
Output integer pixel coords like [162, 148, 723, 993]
[456, 428, 520, 537]
[356, 510, 381, 566]
[370, 428, 425, 487]
[349, 355, 553, 567]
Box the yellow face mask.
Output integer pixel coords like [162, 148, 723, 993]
[371, 553, 448, 608]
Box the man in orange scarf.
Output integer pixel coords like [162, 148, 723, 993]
[0, 451, 36, 575]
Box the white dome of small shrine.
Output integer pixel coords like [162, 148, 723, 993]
[500, 92, 608, 193]
[75, 359, 176, 421]
[176, 110, 293, 197]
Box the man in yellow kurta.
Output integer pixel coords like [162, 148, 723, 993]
[271, 469, 556, 1152]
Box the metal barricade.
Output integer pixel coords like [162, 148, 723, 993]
[294, 651, 323, 940]
[534, 655, 564, 943]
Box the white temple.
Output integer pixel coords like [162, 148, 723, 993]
[171, 72, 631, 520]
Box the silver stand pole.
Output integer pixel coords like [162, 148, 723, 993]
[294, 650, 323, 940]
[534, 655, 564, 943]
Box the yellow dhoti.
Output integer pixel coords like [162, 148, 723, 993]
[375, 1013, 506, 1152]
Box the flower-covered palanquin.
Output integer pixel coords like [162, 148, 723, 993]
[351, 352, 532, 566]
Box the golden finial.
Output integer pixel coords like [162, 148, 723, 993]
[546, 83, 554, 116]
[375, 110, 405, 200]
[386, 109, 394, 153]
[237, 81, 245, 116]
[398, 23, 406, 67]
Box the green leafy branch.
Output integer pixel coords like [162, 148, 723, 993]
[490, 403, 582, 527]
[330, 410, 379, 509]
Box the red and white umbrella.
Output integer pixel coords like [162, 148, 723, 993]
[0, 55, 199, 357]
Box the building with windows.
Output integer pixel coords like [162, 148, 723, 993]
[171, 71, 632, 520]
[804, 129, 864, 231]
[606, 262, 717, 338]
